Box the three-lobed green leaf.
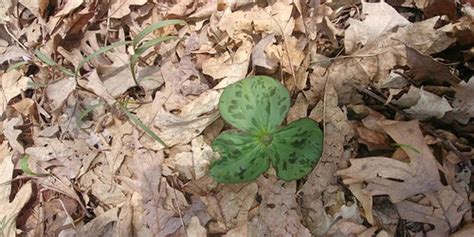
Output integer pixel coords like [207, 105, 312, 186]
[210, 76, 324, 183]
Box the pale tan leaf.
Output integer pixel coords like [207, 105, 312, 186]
[1, 70, 31, 102]
[404, 88, 453, 120]
[345, 1, 410, 53]
[77, 207, 119, 236]
[203, 38, 252, 89]
[187, 216, 207, 237]
[0, 154, 33, 237]
[252, 34, 278, 72]
[12, 98, 34, 116]
[82, 70, 116, 105]
[4, 117, 24, 153]
[137, 90, 220, 150]
[45, 78, 76, 111]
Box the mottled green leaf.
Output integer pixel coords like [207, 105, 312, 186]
[270, 118, 323, 181]
[218, 76, 290, 134]
[210, 131, 270, 183]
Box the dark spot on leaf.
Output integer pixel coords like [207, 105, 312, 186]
[232, 113, 245, 119]
[291, 139, 305, 148]
[269, 87, 276, 96]
[251, 117, 258, 127]
[246, 104, 254, 110]
[289, 156, 297, 164]
[235, 91, 242, 97]
[265, 101, 270, 115]
[283, 161, 288, 170]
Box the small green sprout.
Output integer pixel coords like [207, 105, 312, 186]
[210, 76, 324, 183]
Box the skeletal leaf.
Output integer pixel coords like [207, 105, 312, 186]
[218, 76, 290, 134]
[270, 118, 323, 181]
[210, 131, 270, 183]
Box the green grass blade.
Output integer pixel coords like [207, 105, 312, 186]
[7, 61, 29, 72]
[20, 154, 50, 177]
[130, 35, 177, 66]
[75, 40, 132, 77]
[392, 143, 421, 154]
[132, 19, 185, 48]
[35, 50, 75, 77]
[121, 106, 167, 147]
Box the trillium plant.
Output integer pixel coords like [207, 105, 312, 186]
[210, 76, 324, 183]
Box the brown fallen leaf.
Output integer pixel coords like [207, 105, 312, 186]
[136, 90, 220, 150]
[446, 76, 474, 124]
[0, 150, 33, 237]
[77, 207, 119, 236]
[54, 0, 84, 17]
[254, 176, 311, 237]
[302, 84, 353, 235]
[186, 216, 207, 237]
[406, 46, 461, 85]
[203, 183, 257, 232]
[202, 37, 252, 89]
[450, 222, 474, 237]
[345, 0, 410, 53]
[392, 86, 453, 120]
[4, 117, 24, 153]
[396, 189, 470, 236]
[252, 34, 278, 73]
[337, 120, 445, 202]
[45, 78, 76, 111]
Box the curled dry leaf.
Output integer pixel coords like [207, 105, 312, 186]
[393, 86, 453, 120]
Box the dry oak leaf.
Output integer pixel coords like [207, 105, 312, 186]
[336, 120, 444, 203]
[136, 90, 220, 150]
[396, 189, 469, 236]
[406, 46, 461, 85]
[448, 76, 474, 124]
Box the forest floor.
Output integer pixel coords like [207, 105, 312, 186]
[0, 0, 473, 236]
